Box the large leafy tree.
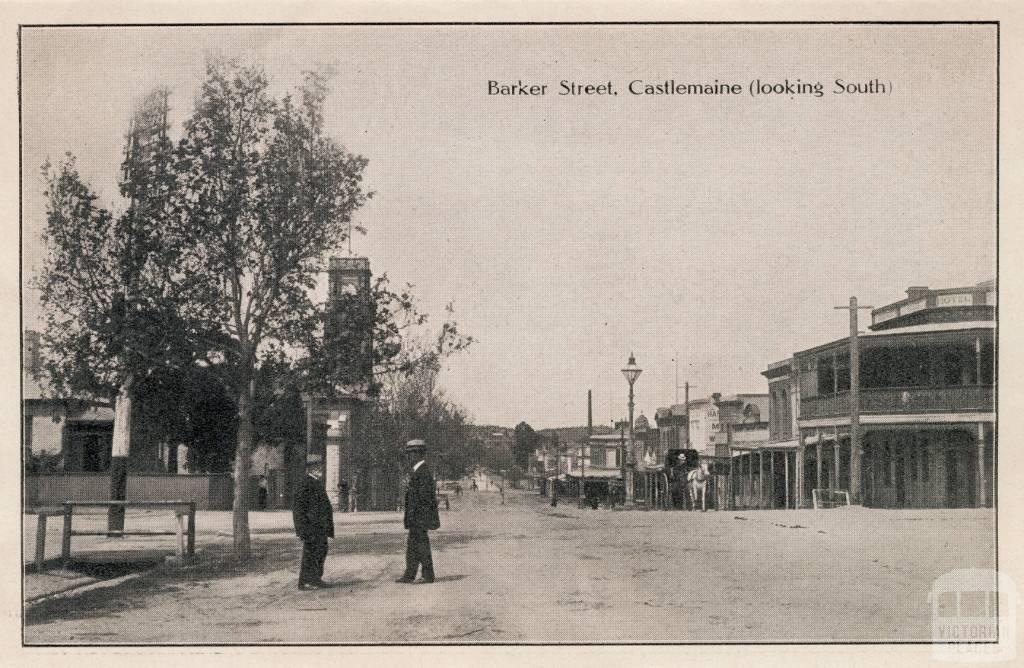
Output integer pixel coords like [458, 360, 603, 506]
[35, 89, 214, 528]
[36, 59, 473, 558]
[171, 60, 373, 558]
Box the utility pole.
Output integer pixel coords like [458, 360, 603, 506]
[582, 390, 592, 503]
[579, 439, 587, 508]
[835, 297, 873, 505]
[684, 382, 691, 449]
[550, 436, 560, 507]
[674, 354, 679, 405]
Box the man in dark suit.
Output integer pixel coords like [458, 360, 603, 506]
[293, 458, 335, 590]
[396, 439, 440, 584]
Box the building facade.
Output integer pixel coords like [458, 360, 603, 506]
[725, 359, 802, 510]
[23, 330, 115, 472]
[794, 281, 995, 509]
[654, 407, 687, 453]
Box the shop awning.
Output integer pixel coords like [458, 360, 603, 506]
[564, 469, 622, 479]
[730, 439, 799, 453]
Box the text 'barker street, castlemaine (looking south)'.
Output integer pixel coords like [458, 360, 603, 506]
[487, 78, 892, 98]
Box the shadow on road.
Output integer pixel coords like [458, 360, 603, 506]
[26, 529, 480, 628]
[431, 574, 467, 583]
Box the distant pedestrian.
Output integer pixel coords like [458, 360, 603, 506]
[338, 480, 349, 512]
[395, 439, 440, 584]
[471, 479, 478, 492]
[256, 475, 269, 510]
[293, 458, 334, 590]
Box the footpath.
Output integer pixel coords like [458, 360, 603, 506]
[22, 508, 403, 603]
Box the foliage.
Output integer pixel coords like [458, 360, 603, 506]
[477, 439, 515, 475]
[129, 365, 238, 473]
[164, 58, 377, 557]
[513, 421, 541, 469]
[299, 276, 471, 397]
[34, 57, 474, 557]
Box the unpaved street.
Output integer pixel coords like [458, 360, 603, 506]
[25, 487, 995, 644]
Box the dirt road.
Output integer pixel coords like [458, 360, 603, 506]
[25, 487, 995, 644]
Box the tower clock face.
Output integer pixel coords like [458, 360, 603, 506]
[341, 282, 359, 296]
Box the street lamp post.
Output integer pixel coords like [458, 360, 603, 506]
[621, 353, 643, 507]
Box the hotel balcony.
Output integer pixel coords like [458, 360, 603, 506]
[800, 385, 994, 420]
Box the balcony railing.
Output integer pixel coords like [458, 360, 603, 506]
[800, 385, 994, 420]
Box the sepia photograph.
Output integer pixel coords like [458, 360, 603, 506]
[17, 21, 1002, 650]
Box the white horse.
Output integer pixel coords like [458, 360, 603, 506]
[687, 461, 712, 512]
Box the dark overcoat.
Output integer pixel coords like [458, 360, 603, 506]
[293, 474, 335, 540]
[404, 464, 441, 531]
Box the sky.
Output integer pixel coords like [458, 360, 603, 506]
[20, 25, 996, 429]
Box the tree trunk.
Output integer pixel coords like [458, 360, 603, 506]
[108, 378, 134, 533]
[232, 377, 254, 559]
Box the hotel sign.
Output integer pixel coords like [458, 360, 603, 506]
[936, 293, 974, 307]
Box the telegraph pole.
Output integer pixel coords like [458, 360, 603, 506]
[834, 297, 873, 505]
[674, 354, 679, 405]
[684, 382, 690, 448]
[108, 88, 172, 534]
[582, 390, 592, 503]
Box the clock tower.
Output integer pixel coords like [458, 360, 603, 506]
[302, 255, 374, 509]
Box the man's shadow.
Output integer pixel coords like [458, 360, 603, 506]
[430, 575, 467, 583]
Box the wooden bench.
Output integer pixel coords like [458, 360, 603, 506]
[35, 500, 197, 571]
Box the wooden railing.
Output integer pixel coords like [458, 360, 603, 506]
[33, 500, 196, 571]
[801, 385, 994, 419]
[25, 473, 232, 510]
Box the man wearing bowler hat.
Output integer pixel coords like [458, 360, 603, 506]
[293, 456, 334, 590]
[396, 439, 440, 584]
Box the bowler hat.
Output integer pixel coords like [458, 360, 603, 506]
[404, 439, 427, 452]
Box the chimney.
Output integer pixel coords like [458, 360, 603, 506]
[905, 286, 930, 301]
[587, 389, 592, 437]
